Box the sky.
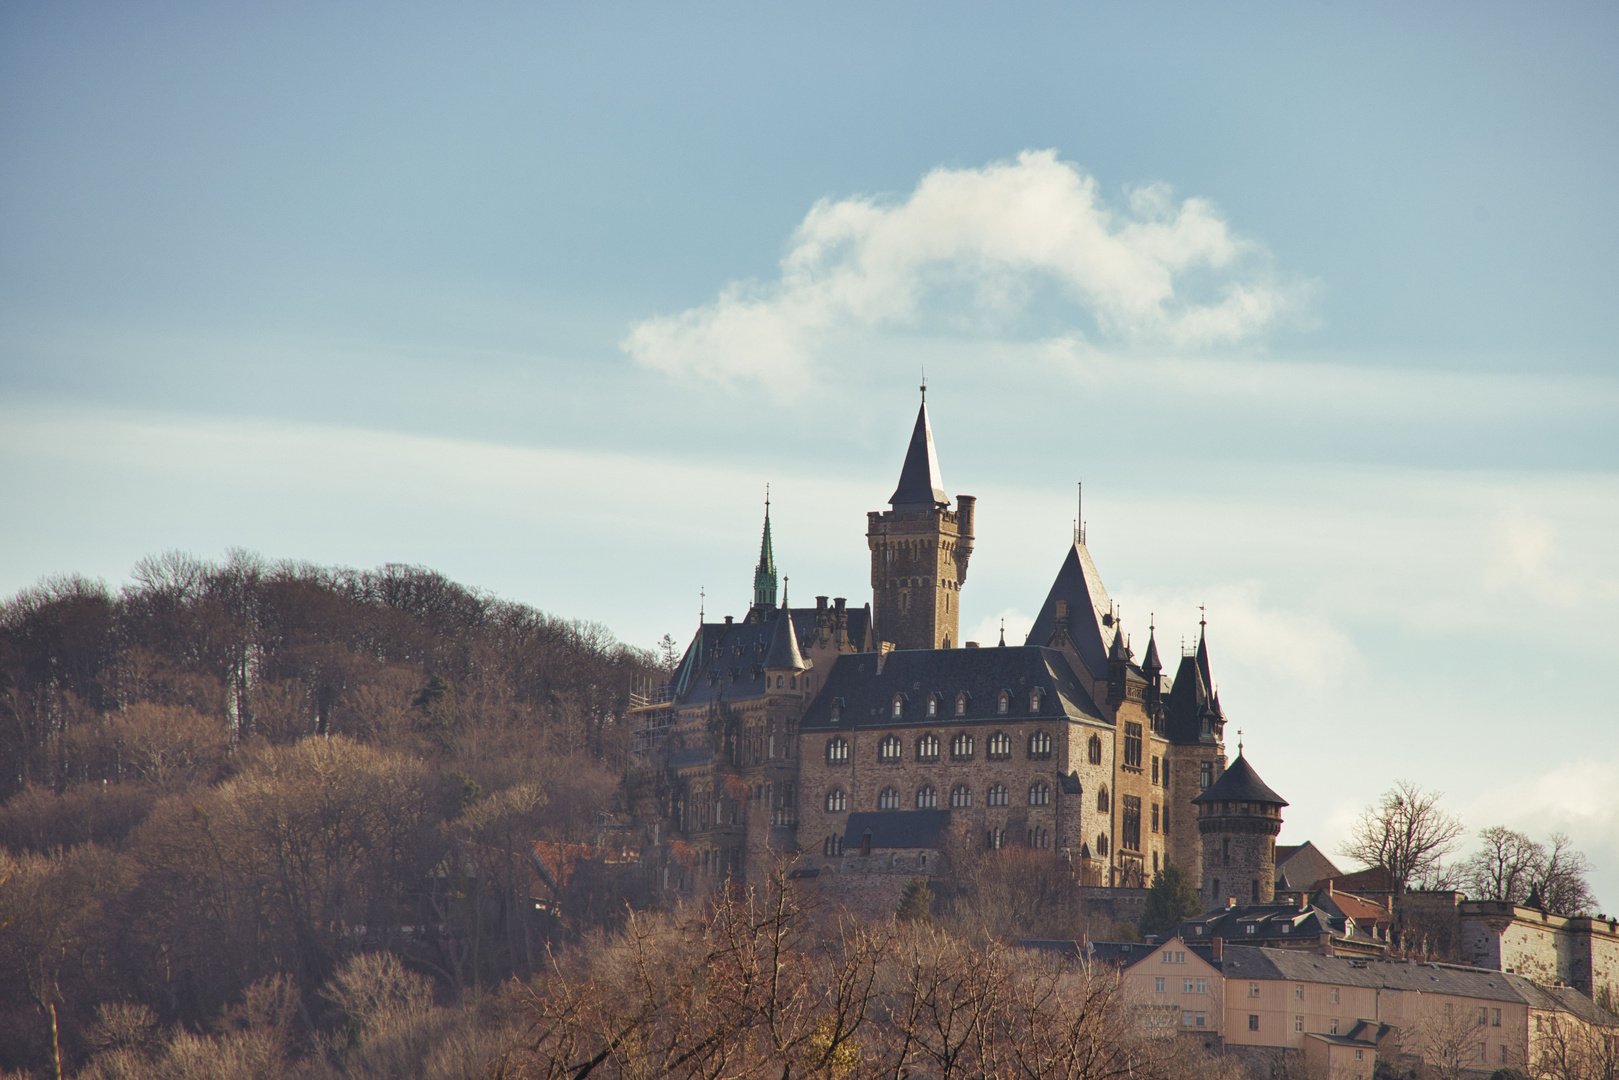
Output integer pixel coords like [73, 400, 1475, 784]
[2, 2, 1617, 904]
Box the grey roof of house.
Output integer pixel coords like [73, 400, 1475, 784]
[1022, 542, 1116, 680]
[1275, 842, 1343, 892]
[1019, 939, 1150, 967]
[1174, 903, 1369, 950]
[1192, 753, 1288, 806]
[842, 810, 951, 849]
[1510, 978, 1619, 1026]
[800, 645, 1105, 732]
[667, 606, 872, 708]
[1216, 947, 1534, 1004]
[888, 396, 949, 508]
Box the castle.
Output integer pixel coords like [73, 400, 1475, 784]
[628, 387, 1286, 909]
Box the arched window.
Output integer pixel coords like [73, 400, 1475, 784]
[825, 788, 847, 813]
[776, 675, 783, 687]
[998, 691, 1010, 715]
[950, 784, 972, 808]
[916, 785, 938, 809]
[825, 737, 849, 765]
[987, 731, 1012, 760]
[955, 693, 967, 717]
[1097, 833, 1110, 856]
[1029, 781, 1050, 807]
[1097, 785, 1110, 813]
[1028, 731, 1052, 760]
[950, 732, 974, 760]
[987, 783, 1010, 807]
[878, 734, 903, 763]
[926, 695, 937, 718]
[1088, 734, 1103, 765]
[1029, 688, 1042, 713]
[1027, 827, 1048, 849]
[823, 835, 843, 856]
[916, 734, 940, 762]
[892, 695, 904, 718]
[879, 787, 900, 810]
[987, 828, 1005, 850]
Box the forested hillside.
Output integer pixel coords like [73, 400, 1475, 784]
[0, 552, 664, 1076]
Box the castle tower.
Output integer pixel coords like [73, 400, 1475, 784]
[750, 495, 778, 619]
[867, 387, 974, 650]
[1192, 751, 1288, 909]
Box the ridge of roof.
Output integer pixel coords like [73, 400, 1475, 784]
[1023, 542, 1116, 680]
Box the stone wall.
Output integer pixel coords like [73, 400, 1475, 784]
[1460, 901, 1619, 998]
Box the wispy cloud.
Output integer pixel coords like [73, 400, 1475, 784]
[623, 150, 1299, 393]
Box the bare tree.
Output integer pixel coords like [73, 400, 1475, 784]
[1461, 827, 1599, 913]
[1338, 780, 1465, 894]
[1530, 832, 1599, 914]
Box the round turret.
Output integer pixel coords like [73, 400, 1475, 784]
[1191, 752, 1288, 909]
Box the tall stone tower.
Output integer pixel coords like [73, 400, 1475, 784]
[1192, 751, 1288, 910]
[867, 387, 974, 651]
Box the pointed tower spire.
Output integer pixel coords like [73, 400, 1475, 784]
[998, 618, 1006, 647]
[1195, 606, 1212, 696]
[763, 603, 805, 672]
[888, 385, 949, 508]
[753, 488, 778, 609]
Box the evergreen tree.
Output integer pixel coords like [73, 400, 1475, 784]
[1140, 863, 1203, 937]
[896, 876, 935, 923]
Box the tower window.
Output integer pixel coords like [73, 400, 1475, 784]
[1151, 756, 1159, 784]
[1124, 723, 1142, 768]
[878, 735, 902, 763]
[987, 783, 1009, 807]
[1222, 838, 1231, 866]
[1088, 734, 1102, 765]
[950, 732, 974, 760]
[916, 734, 940, 762]
[950, 784, 972, 808]
[1122, 796, 1141, 851]
[1097, 785, 1110, 813]
[1200, 761, 1213, 790]
[916, 785, 938, 809]
[1151, 803, 1160, 833]
[825, 737, 849, 764]
[879, 786, 900, 810]
[825, 789, 847, 813]
[1027, 731, 1052, 760]
[987, 732, 1012, 760]
[1029, 781, 1050, 807]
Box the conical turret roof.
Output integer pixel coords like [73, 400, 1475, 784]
[763, 603, 805, 671]
[1142, 630, 1162, 675]
[888, 390, 949, 508]
[1192, 752, 1288, 807]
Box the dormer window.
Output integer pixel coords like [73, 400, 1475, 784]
[1029, 688, 1042, 713]
[927, 695, 938, 718]
[955, 693, 967, 717]
[892, 695, 903, 718]
[998, 691, 1009, 715]
[830, 698, 842, 722]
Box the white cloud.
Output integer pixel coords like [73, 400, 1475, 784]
[966, 607, 1034, 650]
[623, 150, 1296, 392]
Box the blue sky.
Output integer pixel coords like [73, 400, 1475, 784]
[3, 2, 1617, 903]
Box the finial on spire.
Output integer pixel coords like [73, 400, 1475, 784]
[1199, 603, 1206, 631]
[999, 617, 1006, 647]
[782, 576, 789, 609]
[920, 366, 927, 401]
[1149, 612, 1155, 633]
[700, 586, 705, 624]
[1237, 728, 1244, 755]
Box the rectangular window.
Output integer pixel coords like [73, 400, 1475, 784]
[1355, 1050, 1364, 1062]
[1478, 1007, 1488, 1027]
[1125, 722, 1143, 768]
[1492, 1008, 1501, 1027]
[1249, 982, 1259, 997]
[1152, 803, 1160, 833]
[1162, 952, 1171, 963]
[1152, 755, 1160, 784]
[1183, 1012, 1195, 1027]
[1196, 1013, 1206, 1028]
[1122, 795, 1142, 851]
[1248, 1014, 1259, 1031]
[1197, 979, 1208, 995]
[1294, 1015, 1304, 1033]
[1295, 985, 1304, 1000]
[1330, 1019, 1339, 1036]
[1184, 979, 1195, 993]
[1330, 987, 1339, 1005]
[1155, 977, 1166, 993]
[1176, 952, 1185, 963]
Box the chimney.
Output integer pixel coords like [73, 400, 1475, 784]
[965, 641, 980, 648]
[1212, 936, 1223, 962]
[1300, 892, 1309, 911]
[1327, 880, 1335, 898]
[816, 595, 829, 612]
[833, 597, 847, 614]
[725, 615, 734, 625]
[1226, 896, 1237, 910]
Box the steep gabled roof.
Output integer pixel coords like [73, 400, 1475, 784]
[1192, 753, 1288, 806]
[1023, 542, 1116, 680]
[888, 395, 949, 508]
[1275, 842, 1343, 892]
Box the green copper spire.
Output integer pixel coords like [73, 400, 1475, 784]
[753, 487, 778, 609]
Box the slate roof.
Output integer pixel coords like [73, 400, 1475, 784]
[1020, 939, 1150, 967]
[842, 810, 951, 849]
[1275, 842, 1343, 893]
[1174, 902, 1374, 951]
[1215, 948, 1529, 1004]
[763, 605, 805, 671]
[889, 395, 949, 508]
[1316, 866, 1396, 895]
[1192, 753, 1288, 806]
[800, 646, 1105, 732]
[1162, 633, 1223, 746]
[667, 605, 872, 708]
[1022, 542, 1118, 680]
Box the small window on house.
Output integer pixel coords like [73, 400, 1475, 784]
[879, 787, 900, 810]
[1184, 978, 1195, 993]
[1354, 1050, 1363, 1062]
[1096, 833, 1109, 856]
[1330, 1019, 1339, 1036]
[950, 784, 972, 808]
[986, 827, 1005, 849]
[825, 789, 847, 812]
[825, 737, 849, 764]
[1249, 982, 1259, 997]
[1248, 1015, 1259, 1031]
[1152, 803, 1161, 833]
[1492, 1009, 1501, 1027]
[1029, 781, 1050, 806]
[1330, 988, 1339, 1005]
[916, 785, 938, 809]
[1154, 977, 1166, 993]
[1245, 925, 1256, 936]
[1294, 1015, 1303, 1032]
[987, 783, 1009, 807]
[1152, 756, 1160, 784]
[1477, 1007, 1488, 1027]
